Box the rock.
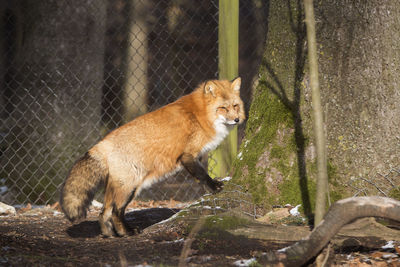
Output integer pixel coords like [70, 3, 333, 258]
[0, 202, 16, 215]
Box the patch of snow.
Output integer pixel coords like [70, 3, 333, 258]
[163, 238, 184, 244]
[382, 240, 395, 249]
[278, 246, 290, 253]
[125, 208, 142, 213]
[91, 200, 103, 208]
[290, 204, 301, 216]
[53, 211, 62, 216]
[0, 202, 16, 215]
[382, 253, 397, 259]
[154, 210, 181, 226]
[233, 258, 257, 267]
[244, 140, 250, 148]
[14, 204, 44, 209]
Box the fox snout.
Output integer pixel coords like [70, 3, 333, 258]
[226, 117, 241, 125]
[220, 114, 244, 126]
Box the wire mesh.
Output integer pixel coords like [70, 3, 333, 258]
[0, 0, 268, 205]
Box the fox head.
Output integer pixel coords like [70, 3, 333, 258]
[203, 77, 246, 127]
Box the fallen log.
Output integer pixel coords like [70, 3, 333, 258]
[259, 196, 400, 266]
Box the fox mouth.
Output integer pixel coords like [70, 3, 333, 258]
[215, 115, 242, 126]
[225, 118, 241, 125]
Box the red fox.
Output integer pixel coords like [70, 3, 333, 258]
[60, 78, 245, 237]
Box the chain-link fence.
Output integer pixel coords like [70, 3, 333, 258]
[0, 0, 268, 205]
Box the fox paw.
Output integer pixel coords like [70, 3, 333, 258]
[208, 179, 224, 193]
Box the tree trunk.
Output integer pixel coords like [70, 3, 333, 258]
[303, 0, 328, 225]
[1, 0, 106, 204]
[232, 0, 400, 215]
[121, 0, 151, 122]
[316, 1, 400, 196]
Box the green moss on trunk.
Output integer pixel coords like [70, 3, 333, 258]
[232, 0, 346, 214]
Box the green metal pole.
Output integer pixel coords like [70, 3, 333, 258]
[209, 0, 239, 178]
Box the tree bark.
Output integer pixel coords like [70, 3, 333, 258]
[232, 0, 400, 214]
[316, 0, 400, 187]
[232, 0, 312, 215]
[258, 196, 400, 266]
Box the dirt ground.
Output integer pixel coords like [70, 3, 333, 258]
[1, 201, 400, 267]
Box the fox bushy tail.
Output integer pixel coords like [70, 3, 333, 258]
[60, 152, 108, 222]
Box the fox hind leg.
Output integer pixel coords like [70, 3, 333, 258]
[99, 184, 114, 237]
[111, 188, 136, 236]
[99, 179, 136, 237]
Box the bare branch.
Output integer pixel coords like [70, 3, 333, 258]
[259, 196, 400, 266]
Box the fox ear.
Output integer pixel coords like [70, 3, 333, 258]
[204, 81, 216, 97]
[231, 77, 241, 92]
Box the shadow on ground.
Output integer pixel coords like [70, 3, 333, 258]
[0, 208, 399, 266]
[66, 208, 180, 238]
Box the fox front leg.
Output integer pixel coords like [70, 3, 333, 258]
[179, 153, 223, 193]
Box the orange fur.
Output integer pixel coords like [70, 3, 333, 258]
[60, 78, 245, 236]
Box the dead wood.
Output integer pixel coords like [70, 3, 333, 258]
[258, 196, 400, 266]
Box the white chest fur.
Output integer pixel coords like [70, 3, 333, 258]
[201, 115, 230, 154]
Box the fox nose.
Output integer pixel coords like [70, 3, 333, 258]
[234, 118, 239, 123]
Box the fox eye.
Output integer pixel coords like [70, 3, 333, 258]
[218, 106, 228, 111]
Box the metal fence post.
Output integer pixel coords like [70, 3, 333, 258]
[209, 0, 239, 178]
